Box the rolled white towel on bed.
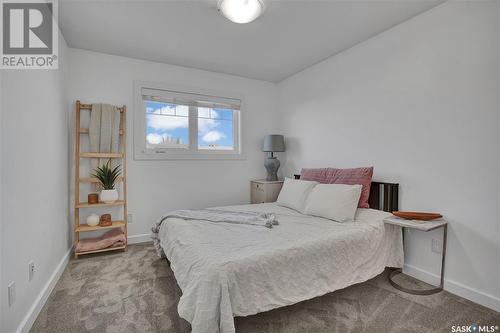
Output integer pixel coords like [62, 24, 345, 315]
[151, 208, 278, 257]
[165, 208, 277, 227]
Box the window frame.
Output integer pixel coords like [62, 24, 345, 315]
[134, 81, 245, 160]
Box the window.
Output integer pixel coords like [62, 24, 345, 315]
[134, 82, 243, 160]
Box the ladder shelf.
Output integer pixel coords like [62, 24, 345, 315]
[74, 100, 128, 258]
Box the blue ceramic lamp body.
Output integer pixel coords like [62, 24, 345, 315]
[262, 135, 285, 181]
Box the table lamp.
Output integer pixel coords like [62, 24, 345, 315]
[262, 135, 285, 181]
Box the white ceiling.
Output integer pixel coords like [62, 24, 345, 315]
[60, 0, 445, 82]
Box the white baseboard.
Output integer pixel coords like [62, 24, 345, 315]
[128, 233, 152, 244]
[404, 264, 500, 312]
[16, 248, 72, 333]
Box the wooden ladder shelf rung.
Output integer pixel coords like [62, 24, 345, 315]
[79, 128, 124, 135]
[76, 221, 126, 232]
[80, 152, 124, 158]
[75, 244, 126, 256]
[74, 100, 128, 259]
[80, 176, 124, 183]
[79, 103, 125, 112]
[76, 200, 125, 208]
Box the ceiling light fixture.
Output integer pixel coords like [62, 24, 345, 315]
[217, 0, 266, 24]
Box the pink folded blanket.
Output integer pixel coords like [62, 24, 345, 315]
[75, 228, 126, 253]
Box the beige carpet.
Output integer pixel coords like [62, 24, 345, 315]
[31, 243, 500, 333]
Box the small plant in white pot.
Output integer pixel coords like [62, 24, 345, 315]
[91, 160, 121, 203]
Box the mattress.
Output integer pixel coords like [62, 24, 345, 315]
[158, 203, 404, 333]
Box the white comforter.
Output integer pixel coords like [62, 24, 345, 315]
[159, 203, 403, 333]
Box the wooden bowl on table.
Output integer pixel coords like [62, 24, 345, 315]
[392, 211, 442, 221]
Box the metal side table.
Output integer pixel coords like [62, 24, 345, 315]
[384, 217, 448, 295]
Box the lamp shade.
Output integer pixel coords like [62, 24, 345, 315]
[263, 135, 285, 152]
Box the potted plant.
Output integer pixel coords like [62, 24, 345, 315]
[91, 160, 121, 203]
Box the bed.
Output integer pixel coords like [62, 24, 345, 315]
[156, 179, 404, 333]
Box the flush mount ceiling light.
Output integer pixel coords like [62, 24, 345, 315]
[217, 0, 266, 24]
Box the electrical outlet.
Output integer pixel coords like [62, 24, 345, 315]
[29, 261, 35, 281]
[432, 238, 442, 254]
[8, 282, 15, 306]
[127, 213, 133, 223]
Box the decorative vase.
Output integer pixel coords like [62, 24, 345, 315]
[100, 189, 118, 203]
[86, 213, 100, 227]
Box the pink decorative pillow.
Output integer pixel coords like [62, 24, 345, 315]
[300, 167, 373, 208]
[300, 168, 329, 182]
[325, 167, 373, 208]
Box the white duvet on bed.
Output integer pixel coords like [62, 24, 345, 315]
[159, 203, 403, 333]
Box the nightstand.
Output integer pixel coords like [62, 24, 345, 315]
[384, 216, 448, 295]
[250, 180, 284, 204]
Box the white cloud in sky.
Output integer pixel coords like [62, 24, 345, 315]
[146, 104, 190, 130]
[198, 118, 218, 133]
[202, 130, 225, 143]
[147, 133, 171, 144]
[147, 114, 188, 130]
[147, 133, 164, 144]
[147, 133, 182, 145]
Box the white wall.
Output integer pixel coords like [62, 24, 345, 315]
[277, 1, 500, 310]
[1, 33, 71, 332]
[0, 65, 4, 330]
[67, 49, 277, 243]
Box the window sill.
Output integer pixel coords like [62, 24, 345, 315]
[133, 150, 246, 161]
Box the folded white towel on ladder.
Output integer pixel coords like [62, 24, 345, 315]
[89, 103, 121, 168]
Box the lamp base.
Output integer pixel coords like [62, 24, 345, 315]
[264, 156, 280, 181]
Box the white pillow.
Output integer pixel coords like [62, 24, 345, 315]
[304, 184, 362, 222]
[276, 178, 318, 213]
